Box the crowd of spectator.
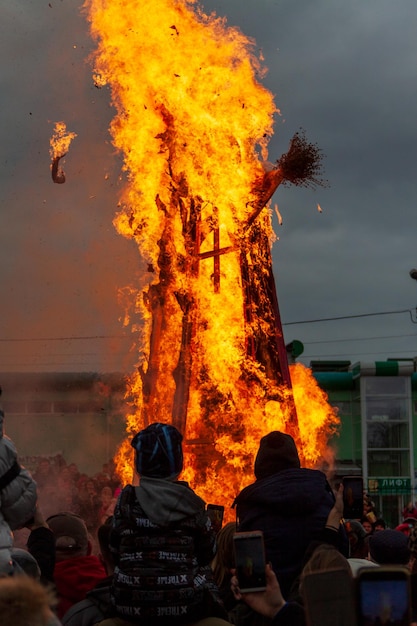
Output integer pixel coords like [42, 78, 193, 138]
[2, 412, 417, 625]
[32, 458, 121, 543]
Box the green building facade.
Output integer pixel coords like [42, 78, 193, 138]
[312, 358, 417, 527]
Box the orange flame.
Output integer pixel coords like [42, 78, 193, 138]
[83, 0, 340, 512]
[49, 121, 77, 159]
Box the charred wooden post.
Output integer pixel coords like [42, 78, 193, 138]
[171, 195, 203, 434]
[240, 225, 300, 441]
[172, 291, 195, 434]
[139, 197, 178, 424]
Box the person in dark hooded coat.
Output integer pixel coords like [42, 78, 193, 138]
[233, 431, 346, 599]
[108, 422, 227, 625]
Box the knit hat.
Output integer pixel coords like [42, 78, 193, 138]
[369, 529, 410, 565]
[131, 422, 183, 479]
[254, 431, 300, 480]
[46, 512, 89, 554]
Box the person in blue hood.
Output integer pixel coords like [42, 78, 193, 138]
[234, 431, 346, 599]
[108, 422, 228, 625]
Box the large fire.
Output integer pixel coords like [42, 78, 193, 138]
[82, 0, 339, 510]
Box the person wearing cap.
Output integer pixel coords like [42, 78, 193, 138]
[61, 517, 116, 626]
[47, 512, 107, 619]
[233, 431, 346, 599]
[108, 422, 228, 625]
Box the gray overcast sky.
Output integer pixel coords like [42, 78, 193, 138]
[1, 0, 417, 372]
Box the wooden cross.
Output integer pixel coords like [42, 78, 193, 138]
[195, 206, 233, 293]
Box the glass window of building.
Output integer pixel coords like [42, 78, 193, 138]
[362, 375, 412, 527]
[363, 376, 411, 478]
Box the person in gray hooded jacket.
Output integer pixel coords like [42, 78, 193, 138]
[108, 422, 226, 625]
[0, 386, 38, 576]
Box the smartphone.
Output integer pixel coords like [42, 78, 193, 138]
[233, 530, 266, 593]
[302, 568, 357, 626]
[342, 476, 363, 519]
[207, 504, 224, 533]
[356, 566, 411, 626]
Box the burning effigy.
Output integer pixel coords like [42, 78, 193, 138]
[82, 0, 339, 505]
[49, 121, 77, 184]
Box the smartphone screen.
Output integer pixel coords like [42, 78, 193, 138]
[233, 531, 266, 593]
[207, 504, 224, 533]
[342, 476, 363, 519]
[356, 567, 411, 626]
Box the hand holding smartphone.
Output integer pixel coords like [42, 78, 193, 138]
[233, 530, 267, 593]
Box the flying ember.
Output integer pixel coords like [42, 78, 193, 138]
[49, 121, 77, 184]
[82, 0, 338, 506]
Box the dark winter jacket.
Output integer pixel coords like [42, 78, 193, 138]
[0, 405, 38, 573]
[234, 468, 337, 598]
[110, 478, 225, 624]
[62, 576, 112, 626]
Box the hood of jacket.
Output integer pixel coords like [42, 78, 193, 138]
[234, 467, 334, 515]
[135, 476, 205, 526]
